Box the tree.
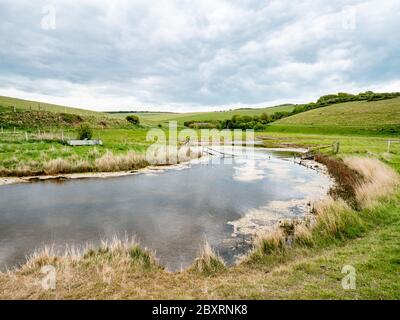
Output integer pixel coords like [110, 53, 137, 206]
[260, 112, 271, 123]
[126, 115, 140, 125]
[76, 123, 93, 140]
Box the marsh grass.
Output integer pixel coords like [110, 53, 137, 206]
[312, 197, 365, 242]
[344, 157, 400, 208]
[94, 150, 148, 172]
[247, 156, 399, 262]
[19, 236, 158, 276]
[190, 239, 226, 276]
[293, 223, 314, 246]
[43, 158, 93, 175]
[247, 228, 286, 263]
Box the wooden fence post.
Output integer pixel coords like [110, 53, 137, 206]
[13, 127, 16, 134]
[25, 132, 28, 141]
[387, 140, 391, 153]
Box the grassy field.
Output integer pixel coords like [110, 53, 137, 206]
[269, 98, 400, 135]
[111, 104, 294, 126]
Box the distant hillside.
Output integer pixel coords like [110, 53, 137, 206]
[269, 97, 400, 135]
[114, 104, 295, 126]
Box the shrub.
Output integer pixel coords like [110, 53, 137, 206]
[126, 115, 140, 125]
[76, 123, 93, 140]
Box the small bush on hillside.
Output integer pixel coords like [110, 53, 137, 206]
[76, 123, 93, 140]
[126, 115, 140, 125]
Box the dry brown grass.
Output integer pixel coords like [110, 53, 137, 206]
[293, 223, 314, 246]
[1, 236, 160, 299]
[313, 196, 356, 236]
[247, 228, 286, 262]
[94, 151, 148, 172]
[43, 158, 72, 174]
[344, 157, 400, 208]
[191, 239, 226, 275]
[43, 158, 92, 175]
[314, 154, 361, 207]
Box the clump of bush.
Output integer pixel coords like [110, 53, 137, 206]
[76, 123, 93, 140]
[126, 115, 140, 125]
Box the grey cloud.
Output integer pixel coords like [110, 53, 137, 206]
[0, 0, 399, 111]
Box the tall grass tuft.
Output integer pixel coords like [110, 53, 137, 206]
[94, 151, 148, 172]
[247, 228, 286, 263]
[43, 158, 72, 174]
[43, 158, 92, 175]
[191, 239, 226, 276]
[293, 223, 314, 247]
[344, 157, 400, 208]
[20, 236, 158, 275]
[312, 196, 365, 241]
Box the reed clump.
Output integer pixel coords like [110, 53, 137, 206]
[312, 196, 364, 240]
[344, 157, 400, 208]
[191, 240, 226, 276]
[18, 236, 158, 276]
[247, 228, 286, 263]
[94, 151, 148, 172]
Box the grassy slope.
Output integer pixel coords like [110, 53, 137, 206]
[0, 96, 129, 130]
[113, 104, 294, 126]
[269, 98, 400, 135]
[0, 96, 108, 117]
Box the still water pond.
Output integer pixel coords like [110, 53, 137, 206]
[0, 148, 331, 271]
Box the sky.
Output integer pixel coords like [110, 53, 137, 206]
[0, 0, 399, 112]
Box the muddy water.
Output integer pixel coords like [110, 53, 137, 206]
[0, 148, 331, 271]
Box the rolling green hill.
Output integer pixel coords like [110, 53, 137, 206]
[269, 98, 400, 135]
[111, 104, 294, 126]
[0, 96, 128, 129]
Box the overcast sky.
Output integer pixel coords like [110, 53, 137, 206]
[0, 0, 399, 112]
